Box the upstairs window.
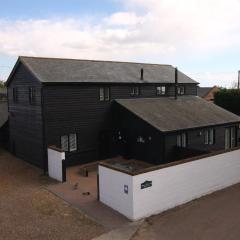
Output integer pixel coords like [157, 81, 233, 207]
[178, 86, 185, 95]
[156, 86, 166, 95]
[130, 87, 139, 96]
[61, 133, 77, 152]
[99, 87, 110, 101]
[176, 133, 187, 148]
[29, 87, 36, 104]
[204, 129, 215, 145]
[13, 87, 18, 103]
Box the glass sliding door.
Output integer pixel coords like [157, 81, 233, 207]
[225, 127, 236, 150]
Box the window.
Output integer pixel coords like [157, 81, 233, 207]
[61, 133, 77, 152]
[176, 133, 187, 148]
[13, 87, 18, 103]
[204, 129, 215, 145]
[29, 87, 36, 104]
[177, 86, 185, 95]
[130, 87, 139, 96]
[99, 87, 110, 101]
[225, 127, 236, 150]
[69, 134, 77, 152]
[61, 135, 69, 152]
[156, 86, 166, 95]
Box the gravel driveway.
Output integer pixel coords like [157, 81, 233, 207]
[0, 149, 105, 240]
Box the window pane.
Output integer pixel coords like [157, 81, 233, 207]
[69, 134, 77, 152]
[156, 86, 165, 95]
[225, 128, 230, 149]
[178, 86, 185, 95]
[209, 129, 214, 145]
[61, 135, 69, 151]
[182, 133, 187, 147]
[177, 135, 181, 147]
[204, 130, 209, 144]
[105, 87, 110, 101]
[162, 86, 166, 94]
[29, 87, 36, 103]
[99, 88, 104, 101]
[231, 127, 236, 148]
[130, 87, 135, 96]
[135, 87, 139, 96]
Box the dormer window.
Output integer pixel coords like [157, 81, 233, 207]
[130, 87, 139, 96]
[156, 86, 166, 95]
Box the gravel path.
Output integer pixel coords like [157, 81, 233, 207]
[0, 149, 105, 240]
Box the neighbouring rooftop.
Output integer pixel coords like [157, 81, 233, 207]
[116, 96, 240, 132]
[9, 56, 198, 84]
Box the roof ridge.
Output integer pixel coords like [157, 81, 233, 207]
[19, 56, 173, 67]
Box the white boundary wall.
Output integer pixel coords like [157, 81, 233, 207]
[99, 149, 240, 220]
[48, 148, 65, 182]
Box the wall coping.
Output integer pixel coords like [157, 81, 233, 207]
[48, 145, 65, 153]
[99, 146, 240, 176]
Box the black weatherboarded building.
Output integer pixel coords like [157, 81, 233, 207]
[6, 56, 240, 170]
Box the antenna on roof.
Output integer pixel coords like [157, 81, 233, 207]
[175, 67, 178, 100]
[140, 68, 144, 80]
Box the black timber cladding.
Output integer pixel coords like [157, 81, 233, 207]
[6, 56, 206, 168]
[7, 62, 45, 168]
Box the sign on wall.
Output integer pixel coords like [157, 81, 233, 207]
[124, 184, 128, 194]
[141, 180, 152, 189]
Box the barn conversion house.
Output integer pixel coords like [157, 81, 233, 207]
[6, 56, 240, 171]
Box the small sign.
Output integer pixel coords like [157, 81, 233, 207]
[141, 180, 152, 189]
[124, 184, 128, 194]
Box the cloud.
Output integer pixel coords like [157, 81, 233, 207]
[1, 0, 240, 85]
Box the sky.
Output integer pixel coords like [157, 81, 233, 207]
[0, 0, 240, 87]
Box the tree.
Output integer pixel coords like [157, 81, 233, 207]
[0, 80, 5, 89]
[214, 88, 240, 115]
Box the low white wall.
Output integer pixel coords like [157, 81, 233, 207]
[99, 149, 240, 220]
[99, 166, 134, 219]
[48, 148, 65, 182]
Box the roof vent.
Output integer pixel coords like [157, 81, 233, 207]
[140, 68, 144, 80]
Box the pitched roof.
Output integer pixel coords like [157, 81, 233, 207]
[13, 56, 197, 84]
[115, 96, 240, 132]
[197, 87, 213, 97]
[0, 101, 8, 128]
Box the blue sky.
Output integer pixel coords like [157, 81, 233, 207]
[0, 0, 240, 87]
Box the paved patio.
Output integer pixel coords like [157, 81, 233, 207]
[48, 162, 130, 230]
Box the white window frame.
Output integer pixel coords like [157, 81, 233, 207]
[130, 86, 140, 96]
[204, 129, 215, 145]
[225, 127, 236, 150]
[156, 86, 166, 95]
[61, 133, 77, 152]
[61, 135, 69, 152]
[177, 86, 185, 95]
[176, 133, 187, 148]
[99, 87, 110, 101]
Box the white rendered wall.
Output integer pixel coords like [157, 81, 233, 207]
[48, 148, 65, 182]
[99, 149, 240, 220]
[99, 166, 134, 219]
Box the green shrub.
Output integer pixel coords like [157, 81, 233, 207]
[214, 89, 240, 115]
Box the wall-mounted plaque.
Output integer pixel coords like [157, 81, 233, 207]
[141, 180, 152, 189]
